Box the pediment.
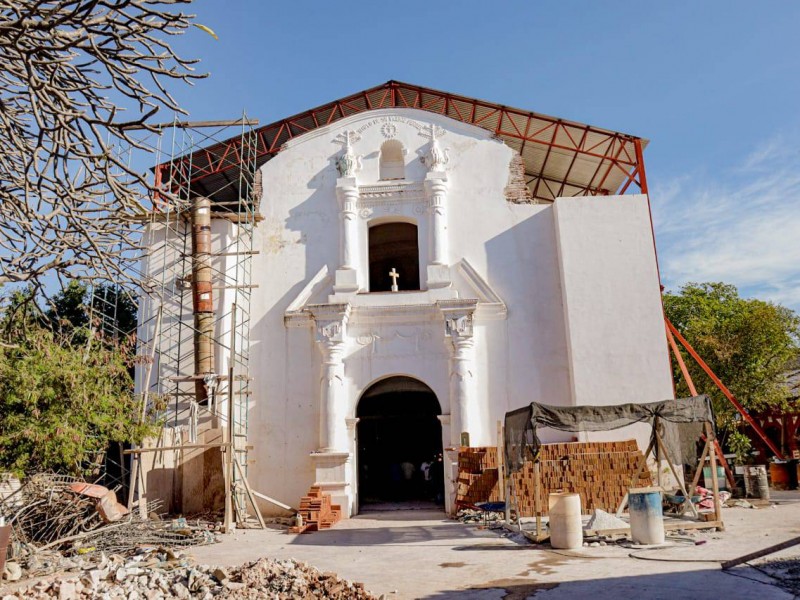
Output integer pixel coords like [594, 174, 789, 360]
[284, 259, 506, 326]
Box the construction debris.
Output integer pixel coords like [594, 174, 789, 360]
[585, 509, 629, 531]
[289, 486, 342, 534]
[457, 508, 502, 524]
[0, 473, 217, 583]
[2, 555, 377, 599]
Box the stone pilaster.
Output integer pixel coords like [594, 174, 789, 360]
[425, 174, 449, 267]
[334, 179, 360, 294]
[439, 299, 479, 447]
[309, 303, 351, 451]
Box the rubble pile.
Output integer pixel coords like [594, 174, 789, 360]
[456, 508, 502, 523]
[2, 554, 378, 599]
[0, 473, 216, 582]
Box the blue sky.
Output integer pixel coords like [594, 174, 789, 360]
[166, 1, 800, 310]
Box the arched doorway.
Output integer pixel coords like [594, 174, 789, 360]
[356, 376, 443, 509]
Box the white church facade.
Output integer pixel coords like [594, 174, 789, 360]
[138, 82, 674, 518]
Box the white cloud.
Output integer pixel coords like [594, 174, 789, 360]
[652, 133, 800, 311]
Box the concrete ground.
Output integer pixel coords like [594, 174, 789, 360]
[191, 493, 800, 599]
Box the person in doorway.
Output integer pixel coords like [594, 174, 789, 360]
[400, 460, 415, 499]
[389, 461, 402, 499]
[420, 459, 432, 498]
[431, 453, 444, 505]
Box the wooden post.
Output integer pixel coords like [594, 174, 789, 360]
[223, 303, 237, 533]
[497, 421, 505, 502]
[689, 437, 712, 493]
[707, 422, 724, 530]
[655, 418, 663, 489]
[617, 436, 655, 516]
[655, 429, 699, 518]
[234, 457, 266, 528]
[128, 305, 162, 510]
[534, 460, 542, 540]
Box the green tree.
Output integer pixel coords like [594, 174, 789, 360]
[0, 290, 159, 476]
[664, 282, 800, 434]
[46, 281, 138, 339]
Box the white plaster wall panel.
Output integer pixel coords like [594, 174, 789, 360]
[553, 195, 673, 447]
[202, 109, 668, 514]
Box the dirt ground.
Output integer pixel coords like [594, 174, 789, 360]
[188, 491, 800, 599]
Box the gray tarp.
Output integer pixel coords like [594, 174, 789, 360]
[504, 396, 714, 473]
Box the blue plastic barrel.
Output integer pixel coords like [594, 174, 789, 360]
[628, 487, 665, 544]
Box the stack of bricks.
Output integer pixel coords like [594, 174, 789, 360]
[456, 440, 651, 516]
[457, 448, 502, 505]
[288, 486, 342, 533]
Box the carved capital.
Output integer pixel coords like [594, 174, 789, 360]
[438, 299, 478, 340]
[445, 313, 474, 338]
[309, 303, 351, 347]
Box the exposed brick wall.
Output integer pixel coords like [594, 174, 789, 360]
[457, 441, 651, 516]
[504, 153, 534, 204]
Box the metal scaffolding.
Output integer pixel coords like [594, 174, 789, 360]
[100, 114, 260, 525]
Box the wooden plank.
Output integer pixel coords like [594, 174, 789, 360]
[124, 442, 232, 454]
[223, 303, 237, 534]
[722, 536, 800, 569]
[253, 490, 295, 513]
[707, 423, 725, 531]
[234, 457, 267, 529]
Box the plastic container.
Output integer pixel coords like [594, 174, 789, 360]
[628, 487, 665, 545]
[703, 465, 729, 491]
[744, 465, 770, 500]
[548, 492, 582, 549]
[770, 462, 790, 491]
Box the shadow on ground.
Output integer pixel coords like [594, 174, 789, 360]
[418, 567, 789, 599]
[289, 521, 500, 547]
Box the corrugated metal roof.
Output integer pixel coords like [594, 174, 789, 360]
[167, 81, 648, 204]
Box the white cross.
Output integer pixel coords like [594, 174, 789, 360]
[389, 268, 399, 292]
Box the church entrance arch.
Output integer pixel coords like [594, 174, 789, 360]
[356, 376, 444, 509]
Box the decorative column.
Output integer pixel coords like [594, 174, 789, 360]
[440, 300, 479, 447]
[422, 124, 452, 289]
[334, 131, 362, 294]
[309, 303, 351, 452]
[308, 303, 354, 516]
[425, 176, 449, 266]
[336, 183, 359, 270]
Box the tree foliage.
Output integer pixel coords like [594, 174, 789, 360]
[664, 282, 800, 431]
[0, 289, 159, 476]
[47, 280, 138, 339]
[0, 0, 205, 289]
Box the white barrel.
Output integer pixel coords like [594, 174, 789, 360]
[628, 487, 665, 545]
[548, 492, 583, 549]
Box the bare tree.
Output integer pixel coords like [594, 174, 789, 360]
[0, 0, 205, 290]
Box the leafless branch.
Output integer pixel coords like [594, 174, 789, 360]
[0, 0, 205, 288]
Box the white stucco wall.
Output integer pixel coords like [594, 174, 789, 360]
[554, 195, 675, 447]
[247, 108, 575, 514]
[138, 108, 675, 517]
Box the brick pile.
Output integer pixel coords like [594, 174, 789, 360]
[288, 486, 342, 533]
[457, 440, 651, 516]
